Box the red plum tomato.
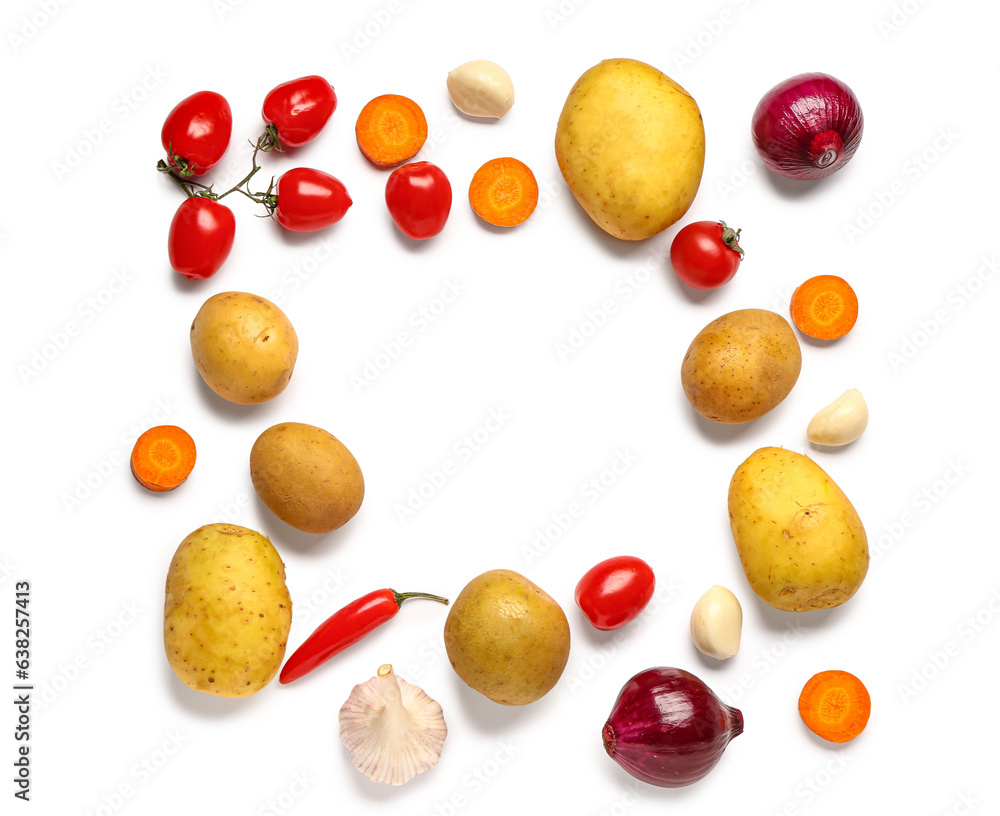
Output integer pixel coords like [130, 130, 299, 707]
[161, 90, 232, 177]
[167, 198, 236, 280]
[274, 168, 352, 232]
[670, 220, 744, 290]
[385, 161, 452, 240]
[575, 556, 655, 630]
[262, 75, 337, 148]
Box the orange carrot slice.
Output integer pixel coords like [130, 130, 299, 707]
[790, 275, 858, 340]
[798, 669, 871, 743]
[355, 94, 427, 168]
[468, 157, 539, 227]
[130, 425, 196, 492]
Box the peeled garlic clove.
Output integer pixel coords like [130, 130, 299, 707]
[690, 586, 742, 660]
[338, 664, 447, 785]
[446, 60, 514, 118]
[807, 388, 868, 447]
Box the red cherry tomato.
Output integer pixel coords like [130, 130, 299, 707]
[273, 167, 352, 232]
[262, 75, 337, 149]
[167, 197, 236, 280]
[670, 220, 745, 290]
[575, 556, 655, 631]
[385, 161, 452, 240]
[161, 91, 232, 177]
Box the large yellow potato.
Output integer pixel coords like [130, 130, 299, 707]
[190, 291, 298, 405]
[681, 309, 801, 424]
[728, 447, 869, 612]
[164, 523, 292, 697]
[555, 58, 705, 240]
[250, 422, 364, 534]
[444, 570, 570, 706]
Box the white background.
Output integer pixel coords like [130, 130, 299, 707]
[5, 0, 999, 813]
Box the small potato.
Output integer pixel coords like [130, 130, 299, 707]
[728, 447, 869, 611]
[190, 291, 298, 405]
[164, 523, 292, 698]
[681, 309, 801, 424]
[250, 422, 364, 534]
[555, 58, 705, 240]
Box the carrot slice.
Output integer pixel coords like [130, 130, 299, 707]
[790, 275, 858, 340]
[798, 670, 871, 743]
[355, 94, 427, 168]
[469, 157, 539, 227]
[130, 425, 196, 492]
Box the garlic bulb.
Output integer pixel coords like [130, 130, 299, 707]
[338, 664, 447, 785]
[446, 60, 515, 118]
[807, 388, 868, 446]
[690, 586, 742, 660]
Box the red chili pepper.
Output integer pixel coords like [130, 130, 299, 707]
[279, 588, 448, 684]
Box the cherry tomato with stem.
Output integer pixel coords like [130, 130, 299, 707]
[167, 197, 236, 280]
[260, 75, 338, 150]
[670, 220, 745, 290]
[160, 90, 232, 177]
[385, 161, 452, 240]
[575, 556, 656, 631]
[268, 167, 353, 232]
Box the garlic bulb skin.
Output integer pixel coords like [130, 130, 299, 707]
[338, 664, 447, 785]
[807, 388, 868, 447]
[446, 60, 515, 118]
[690, 586, 742, 660]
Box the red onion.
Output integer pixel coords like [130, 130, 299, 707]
[751, 73, 863, 180]
[602, 667, 743, 787]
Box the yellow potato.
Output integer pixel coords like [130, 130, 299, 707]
[164, 523, 292, 697]
[728, 447, 869, 612]
[250, 422, 364, 534]
[681, 309, 801, 424]
[555, 58, 705, 240]
[190, 291, 298, 405]
[444, 569, 570, 706]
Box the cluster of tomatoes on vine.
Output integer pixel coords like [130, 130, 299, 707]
[158, 75, 452, 281]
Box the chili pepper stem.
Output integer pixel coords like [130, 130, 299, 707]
[392, 590, 449, 607]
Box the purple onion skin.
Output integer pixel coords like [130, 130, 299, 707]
[751, 73, 863, 181]
[602, 667, 743, 788]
